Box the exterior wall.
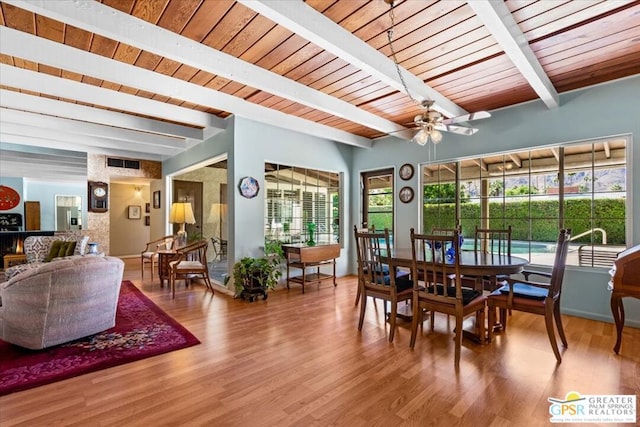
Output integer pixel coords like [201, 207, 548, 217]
[351, 75, 640, 327]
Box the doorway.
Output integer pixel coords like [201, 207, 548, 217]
[361, 168, 394, 242]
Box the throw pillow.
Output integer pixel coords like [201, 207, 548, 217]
[45, 240, 64, 262]
[74, 235, 89, 255]
[64, 241, 77, 257]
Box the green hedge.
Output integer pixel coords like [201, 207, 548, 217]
[423, 198, 625, 244]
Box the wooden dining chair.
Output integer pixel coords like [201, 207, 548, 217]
[140, 235, 175, 281]
[354, 227, 413, 343]
[168, 239, 214, 299]
[473, 225, 512, 290]
[409, 228, 487, 367]
[487, 228, 572, 362]
[353, 225, 409, 306]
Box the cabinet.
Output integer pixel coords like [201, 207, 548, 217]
[24, 201, 40, 231]
[608, 244, 640, 354]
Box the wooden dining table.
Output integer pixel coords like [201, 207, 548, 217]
[381, 248, 530, 343]
[384, 248, 529, 285]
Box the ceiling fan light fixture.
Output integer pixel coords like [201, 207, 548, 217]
[431, 129, 443, 144]
[412, 129, 430, 146]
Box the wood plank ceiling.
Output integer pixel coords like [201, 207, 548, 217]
[0, 0, 639, 180]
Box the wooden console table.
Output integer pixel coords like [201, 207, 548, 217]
[283, 243, 340, 293]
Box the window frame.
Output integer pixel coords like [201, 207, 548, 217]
[420, 136, 630, 267]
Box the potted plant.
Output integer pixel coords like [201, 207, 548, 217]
[227, 255, 282, 302]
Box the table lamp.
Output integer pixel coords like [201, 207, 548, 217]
[169, 202, 196, 247]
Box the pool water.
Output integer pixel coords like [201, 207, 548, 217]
[461, 240, 555, 254]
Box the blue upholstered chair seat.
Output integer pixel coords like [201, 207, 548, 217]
[493, 282, 548, 300]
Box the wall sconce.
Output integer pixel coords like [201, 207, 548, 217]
[134, 186, 141, 195]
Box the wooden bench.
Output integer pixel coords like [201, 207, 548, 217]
[283, 243, 340, 293]
[578, 245, 620, 267]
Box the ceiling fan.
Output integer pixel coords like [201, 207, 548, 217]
[407, 100, 491, 146]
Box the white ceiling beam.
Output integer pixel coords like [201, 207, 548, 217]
[5, 0, 408, 139]
[1, 123, 181, 157]
[0, 72, 219, 132]
[0, 132, 166, 161]
[1, 109, 187, 150]
[0, 90, 205, 141]
[467, 0, 559, 109]
[238, 0, 468, 119]
[0, 27, 373, 148]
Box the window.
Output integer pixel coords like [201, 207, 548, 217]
[423, 138, 628, 266]
[265, 163, 340, 245]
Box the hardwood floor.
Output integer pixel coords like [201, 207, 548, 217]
[1, 259, 638, 426]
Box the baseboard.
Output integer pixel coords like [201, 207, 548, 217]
[562, 308, 640, 329]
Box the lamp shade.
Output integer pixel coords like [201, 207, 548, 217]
[169, 202, 196, 224]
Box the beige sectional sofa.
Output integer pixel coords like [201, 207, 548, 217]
[0, 255, 125, 349]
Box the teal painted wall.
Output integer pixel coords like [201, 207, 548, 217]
[351, 75, 640, 327]
[233, 116, 353, 276]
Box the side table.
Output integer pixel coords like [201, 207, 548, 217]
[3, 253, 27, 270]
[157, 249, 177, 287]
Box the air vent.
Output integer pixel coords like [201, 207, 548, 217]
[107, 157, 140, 170]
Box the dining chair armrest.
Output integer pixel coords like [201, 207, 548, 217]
[521, 269, 552, 281]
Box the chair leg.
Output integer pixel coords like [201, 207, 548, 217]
[410, 298, 421, 348]
[389, 299, 397, 342]
[553, 302, 568, 347]
[354, 282, 361, 306]
[430, 311, 435, 331]
[454, 315, 463, 367]
[487, 303, 496, 342]
[544, 309, 562, 362]
[477, 306, 486, 344]
[171, 272, 176, 299]
[358, 290, 367, 331]
[141, 258, 145, 279]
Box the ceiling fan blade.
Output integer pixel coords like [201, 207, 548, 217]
[435, 124, 478, 136]
[442, 110, 491, 125]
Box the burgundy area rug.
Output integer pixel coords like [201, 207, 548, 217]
[0, 281, 200, 396]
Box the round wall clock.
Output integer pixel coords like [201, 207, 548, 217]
[239, 176, 260, 199]
[0, 185, 21, 211]
[399, 163, 414, 180]
[399, 186, 414, 203]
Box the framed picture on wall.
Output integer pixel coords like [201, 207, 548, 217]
[128, 205, 141, 219]
[145, 202, 150, 213]
[153, 191, 161, 209]
[145, 215, 150, 226]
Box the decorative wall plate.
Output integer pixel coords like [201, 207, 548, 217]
[239, 176, 260, 199]
[399, 186, 414, 203]
[0, 185, 21, 211]
[399, 163, 414, 180]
